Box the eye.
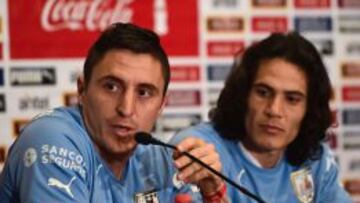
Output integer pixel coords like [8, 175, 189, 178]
[255, 86, 271, 98]
[103, 81, 119, 92]
[138, 88, 152, 97]
[286, 94, 303, 105]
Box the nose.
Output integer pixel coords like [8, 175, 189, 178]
[116, 90, 136, 117]
[264, 96, 283, 118]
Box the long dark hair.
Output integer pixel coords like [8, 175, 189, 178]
[211, 32, 332, 166]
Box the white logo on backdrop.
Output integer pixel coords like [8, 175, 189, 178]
[41, 0, 134, 31]
[41, 0, 169, 35]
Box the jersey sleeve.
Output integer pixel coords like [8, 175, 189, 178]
[316, 145, 353, 203]
[1, 116, 91, 203]
[169, 123, 218, 145]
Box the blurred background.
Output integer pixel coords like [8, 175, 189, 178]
[0, 0, 359, 201]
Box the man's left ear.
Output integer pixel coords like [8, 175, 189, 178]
[77, 75, 85, 105]
[159, 94, 168, 115]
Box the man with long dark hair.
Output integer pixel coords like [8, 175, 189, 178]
[171, 32, 352, 202]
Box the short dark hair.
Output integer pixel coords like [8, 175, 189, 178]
[211, 32, 332, 166]
[83, 22, 170, 95]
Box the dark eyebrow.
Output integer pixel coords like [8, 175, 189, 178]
[138, 83, 159, 94]
[98, 75, 123, 84]
[253, 82, 307, 98]
[252, 83, 273, 91]
[285, 91, 307, 99]
[99, 75, 160, 95]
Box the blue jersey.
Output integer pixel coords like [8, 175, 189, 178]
[0, 106, 199, 203]
[170, 122, 353, 203]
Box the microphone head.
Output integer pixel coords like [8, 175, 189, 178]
[135, 132, 153, 145]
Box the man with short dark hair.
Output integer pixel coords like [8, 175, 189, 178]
[0, 23, 225, 203]
[171, 32, 352, 202]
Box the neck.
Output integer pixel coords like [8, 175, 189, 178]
[241, 141, 283, 168]
[251, 151, 282, 168]
[99, 150, 132, 179]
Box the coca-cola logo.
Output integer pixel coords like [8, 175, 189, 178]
[41, 0, 134, 31]
[10, 0, 195, 58]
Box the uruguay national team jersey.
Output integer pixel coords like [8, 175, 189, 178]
[170, 122, 353, 203]
[0, 106, 199, 203]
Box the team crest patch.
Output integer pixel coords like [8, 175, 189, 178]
[291, 168, 314, 203]
[134, 190, 159, 203]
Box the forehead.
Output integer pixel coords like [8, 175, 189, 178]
[92, 50, 165, 89]
[254, 58, 308, 94]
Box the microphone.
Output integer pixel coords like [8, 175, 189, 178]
[135, 132, 266, 203]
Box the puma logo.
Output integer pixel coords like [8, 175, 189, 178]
[48, 176, 76, 198]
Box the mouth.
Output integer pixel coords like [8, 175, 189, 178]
[109, 124, 136, 138]
[259, 124, 284, 135]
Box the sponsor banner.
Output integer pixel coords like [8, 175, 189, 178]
[58, 64, 82, 83]
[345, 40, 360, 56]
[310, 38, 333, 55]
[63, 92, 79, 106]
[18, 95, 50, 111]
[0, 94, 5, 112]
[207, 16, 244, 32]
[343, 86, 360, 102]
[251, 17, 288, 32]
[13, 119, 30, 138]
[10, 67, 56, 86]
[0, 68, 3, 85]
[344, 179, 360, 196]
[294, 0, 330, 8]
[344, 131, 360, 150]
[207, 64, 232, 81]
[339, 15, 360, 34]
[56, 63, 82, 89]
[7, 90, 61, 116]
[207, 41, 244, 57]
[203, 0, 243, 11]
[294, 16, 332, 32]
[166, 89, 201, 107]
[342, 108, 360, 125]
[170, 66, 200, 82]
[338, 0, 360, 8]
[160, 113, 201, 132]
[341, 62, 360, 79]
[252, 0, 286, 8]
[9, 0, 198, 58]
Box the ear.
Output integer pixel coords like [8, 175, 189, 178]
[158, 94, 168, 116]
[77, 75, 85, 105]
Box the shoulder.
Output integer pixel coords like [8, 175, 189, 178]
[6, 106, 91, 178]
[170, 122, 222, 145]
[305, 145, 353, 202]
[17, 106, 87, 148]
[307, 144, 336, 172]
[0, 107, 93, 201]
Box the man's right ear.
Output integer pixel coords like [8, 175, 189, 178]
[77, 75, 85, 105]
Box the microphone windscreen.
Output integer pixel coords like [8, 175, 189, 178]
[135, 132, 153, 145]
